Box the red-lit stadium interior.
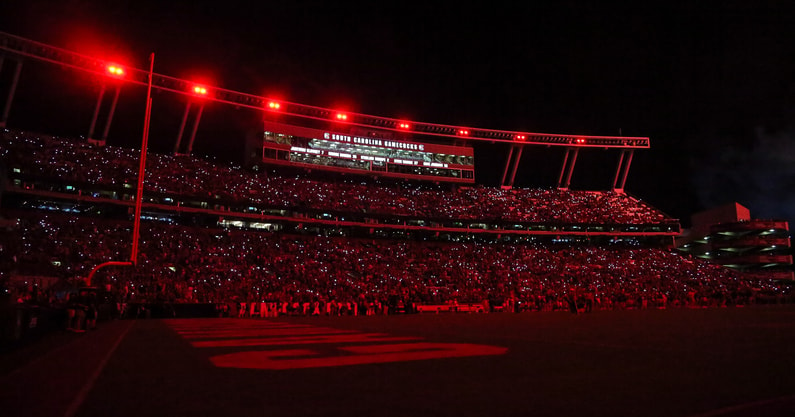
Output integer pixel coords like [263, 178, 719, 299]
[2, 22, 795, 417]
[0, 31, 792, 315]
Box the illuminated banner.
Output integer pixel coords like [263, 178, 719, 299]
[264, 120, 473, 158]
[324, 133, 425, 151]
[288, 146, 453, 168]
[261, 119, 476, 182]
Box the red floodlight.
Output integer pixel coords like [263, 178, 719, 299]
[335, 112, 348, 121]
[192, 85, 208, 96]
[575, 137, 586, 144]
[398, 122, 412, 130]
[514, 134, 526, 141]
[267, 101, 281, 111]
[457, 129, 469, 136]
[106, 64, 125, 78]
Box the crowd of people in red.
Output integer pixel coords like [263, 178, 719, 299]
[1, 129, 791, 317]
[2, 129, 671, 225]
[2, 213, 791, 315]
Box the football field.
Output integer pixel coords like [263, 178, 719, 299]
[3, 306, 795, 417]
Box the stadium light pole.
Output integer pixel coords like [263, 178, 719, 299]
[184, 85, 208, 155]
[173, 85, 207, 155]
[87, 64, 124, 146]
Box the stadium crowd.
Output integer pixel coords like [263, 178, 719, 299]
[2, 128, 792, 319]
[1, 129, 670, 225]
[2, 212, 791, 317]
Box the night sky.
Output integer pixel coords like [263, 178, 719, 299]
[2, 1, 795, 228]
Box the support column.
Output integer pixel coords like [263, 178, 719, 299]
[557, 148, 579, 189]
[507, 146, 524, 187]
[500, 145, 515, 186]
[184, 103, 205, 155]
[100, 85, 122, 141]
[617, 149, 634, 191]
[173, 101, 192, 154]
[500, 144, 525, 187]
[557, 149, 570, 188]
[87, 84, 107, 143]
[0, 58, 23, 128]
[612, 150, 627, 190]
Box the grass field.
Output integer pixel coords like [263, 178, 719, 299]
[4, 306, 795, 417]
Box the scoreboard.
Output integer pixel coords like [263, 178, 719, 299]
[262, 121, 475, 183]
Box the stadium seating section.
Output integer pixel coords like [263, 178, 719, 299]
[1, 129, 791, 313]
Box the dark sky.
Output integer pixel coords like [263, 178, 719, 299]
[2, 1, 795, 227]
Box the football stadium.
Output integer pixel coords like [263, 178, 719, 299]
[1, 30, 795, 417]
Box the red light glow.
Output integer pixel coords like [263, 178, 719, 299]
[267, 101, 281, 110]
[192, 85, 208, 95]
[398, 122, 411, 130]
[106, 64, 125, 77]
[458, 129, 469, 136]
[514, 134, 526, 141]
[575, 138, 586, 144]
[335, 113, 348, 121]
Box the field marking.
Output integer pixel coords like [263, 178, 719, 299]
[167, 319, 507, 370]
[176, 328, 360, 339]
[211, 342, 509, 370]
[63, 320, 135, 417]
[193, 333, 419, 347]
[684, 393, 795, 417]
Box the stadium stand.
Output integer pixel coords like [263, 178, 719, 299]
[1, 127, 792, 323]
[1, 130, 673, 226]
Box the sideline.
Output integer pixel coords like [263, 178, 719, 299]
[3, 332, 85, 378]
[684, 393, 795, 417]
[63, 319, 135, 417]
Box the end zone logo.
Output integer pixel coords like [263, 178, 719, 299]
[169, 320, 507, 370]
